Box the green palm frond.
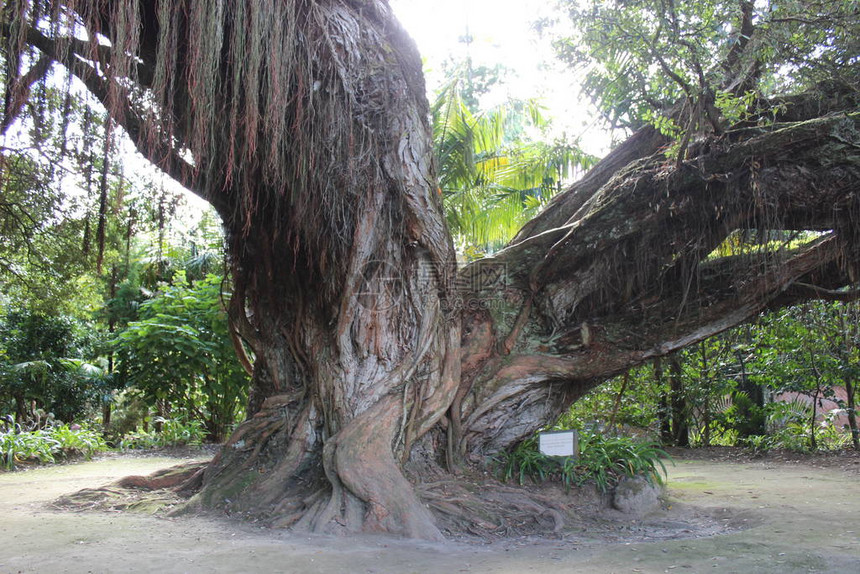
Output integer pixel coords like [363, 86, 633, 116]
[12, 360, 52, 374]
[432, 77, 596, 256]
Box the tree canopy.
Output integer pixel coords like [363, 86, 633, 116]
[557, 0, 859, 133]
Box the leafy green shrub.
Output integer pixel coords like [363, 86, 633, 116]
[104, 391, 151, 442]
[495, 432, 669, 493]
[495, 437, 555, 485]
[764, 415, 851, 453]
[569, 433, 669, 493]
[156, 417, 206, 446]
[118, 417, 206, 450]
[0, 310, 108, 423]
[0, 425, 106, 470]
[762, 399, 815, 452]
[716, 391, 767, 439]
[690, 423, 739, 447]
[112, 274, 249, 443]
[1, 430, 58, 469]
[817, 410, 852, 450]
[741, 434, 771, 455]
[769, 421, 815, 453]
[50, 424, 107, 459]
[116, 427, 160, 450]
[739, 399, 852, 453]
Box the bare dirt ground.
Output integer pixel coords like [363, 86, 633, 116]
[0, 448, 858, 573]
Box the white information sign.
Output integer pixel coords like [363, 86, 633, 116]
[538, 430, 579, 458]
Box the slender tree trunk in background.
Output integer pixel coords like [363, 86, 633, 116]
[608, 371, 629, 434]
[700, 342, 711, 447]
[669, 354, 690, 447]
[810, 386, 820, 451]
[102, 403, 111, 429]
[94, 116, 112, 274]
[104, 265, 118, 432]
[838, 303, 859, 450]
[14, 395, 26, 427]
[846, 376, 859, 450]
[154, 399, 169, 433]
[655, 358, 673, 444]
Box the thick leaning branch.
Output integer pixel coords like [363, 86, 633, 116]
[457, 239, 858, 455]
[454, 112, 860, 456]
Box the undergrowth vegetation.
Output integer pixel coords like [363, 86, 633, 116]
[496, 432, 670, 493]
[740, 401, 853, 454]
[562, 300, 859, 454]
[0, 424, 106, 470]
[117, 417, 207, 450]
[0, 417, 210, 471]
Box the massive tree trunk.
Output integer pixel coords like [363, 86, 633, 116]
[182, 2, 460, 539]
[3, 0, 860, 539]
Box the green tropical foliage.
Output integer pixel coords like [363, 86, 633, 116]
[0, 152, 91, 312]
[113, 273, 248, 442]
[0, 423, 107, 470]
[556, 367, 665, 434]
[496, 436, 554, 485]
[1, 122, 237, 444]
[117, 416, 207, 450]
[572, 433, 669, 493]
[564, 301, 859, 452]
[748, 301, 860, 450]
[0, 309, 108, 423]
[431, 73, 595, 255]
[555, 0, 859, 134]
[496, 432, 669, 493]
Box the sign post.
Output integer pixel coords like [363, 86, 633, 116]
[538, 429, 579, 459]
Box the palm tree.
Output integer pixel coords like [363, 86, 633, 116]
[431, 76, 595, 257]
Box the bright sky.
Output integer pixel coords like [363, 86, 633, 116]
[389, 0, 611, 156]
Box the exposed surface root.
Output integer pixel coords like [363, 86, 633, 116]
[417, 474, 583, 540]
[49, 456, 745, 546]
[52, 461, 207, 514]
[190, 393, 324, 524]
[415, 469, 742, 545]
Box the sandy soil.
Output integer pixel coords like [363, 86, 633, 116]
[0, 450, 858, 573]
